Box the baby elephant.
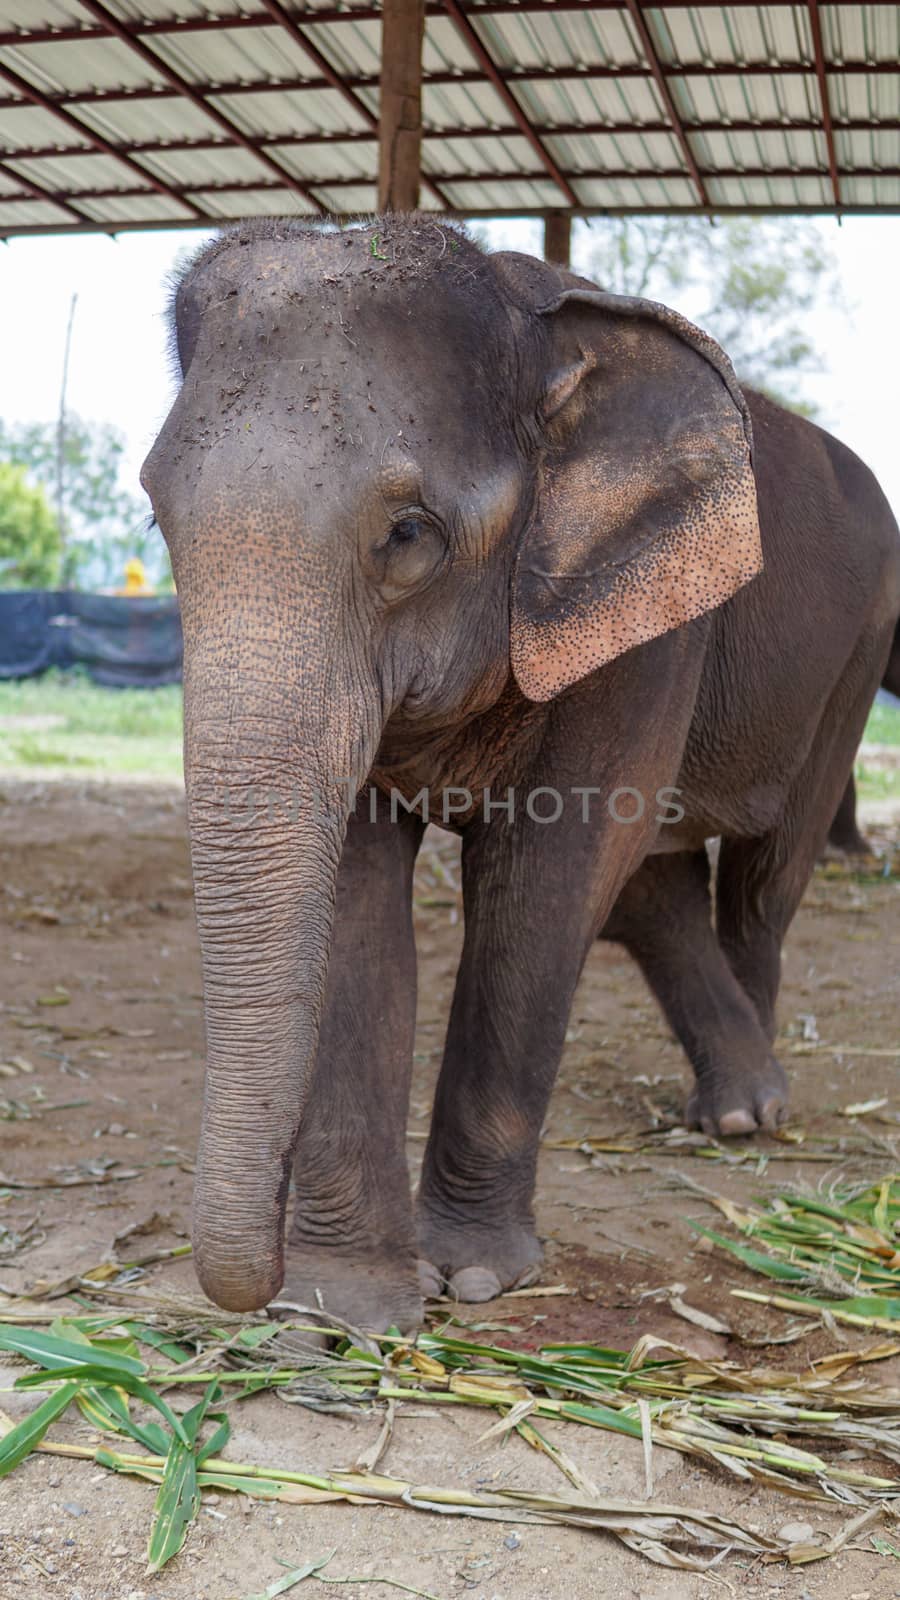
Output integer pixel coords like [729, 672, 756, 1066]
[141, 216, 900, 1331]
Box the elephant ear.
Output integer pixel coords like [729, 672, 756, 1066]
[506, 271, 762, 702]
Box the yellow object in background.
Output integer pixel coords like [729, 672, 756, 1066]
[118, 557, 154, 596]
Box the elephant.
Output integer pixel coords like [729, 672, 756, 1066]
[141, 216, 900, 1333]
[827, 618, 900, 853]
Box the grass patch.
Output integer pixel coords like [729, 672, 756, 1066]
[866, 697, 900, 747]
[856, 763, 900, 807]
[0, 671, 183, 778]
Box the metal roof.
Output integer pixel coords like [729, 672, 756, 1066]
[0, 2, 899, 237]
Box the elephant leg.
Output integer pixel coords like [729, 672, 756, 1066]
[281, 791, 425, 1333]
[416, 635, 704, 1302]
[717, 641, 884, 1044]
[601, 851, 787, 1136]
[826, 772, 870, 856]
[417, 795, 664, 1302]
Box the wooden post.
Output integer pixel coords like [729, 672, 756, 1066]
[379, 0, 425, 212]
[544, 211, 572, 266]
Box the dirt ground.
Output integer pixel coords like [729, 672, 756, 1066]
[1, 774, 899, 1600]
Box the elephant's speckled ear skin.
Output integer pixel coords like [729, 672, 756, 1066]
[505, 277, 763, 704]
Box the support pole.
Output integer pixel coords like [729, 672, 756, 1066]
[379, 0, 425, 212]
[544, 211, 572, 265]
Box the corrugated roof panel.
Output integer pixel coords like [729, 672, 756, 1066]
[706, 172, 833, 206]
[110, 1, 245, 21]
[1, 0, 899, 230]
[652, 6, 810, 69]
[196, 184, 313, 218]
[304, 17, 382, 78]
[825, 5, 900, 63]
[140, 144, 267, 189]
[0, 2, 87, 24]
[309, 181, 377, 214]
[671, 69, 820, 124]
[441, 176, 561, 211]
[274, 139, 378, 183]
[829, 72, 900, 123]
[573, 173, 697, 208]
[72, 189, 190, 223]
[71, 91, 222, 146]
[0, 101, 91, 149]
[209, 86, 365, 139]
[144, 25, 310, 93]
[2, 36, 165, 94]
[8, 149, 131, 191]
[473, 10, 644, 72]
[546, 129, 684, 173]
[422, 78, 509, 133]
[0, 196, 71, 226]
[836, 127, 900, 170]
[516, 74, 666, 130]
[843, 174, 900, 204]
[692, 126, 825, 171]
[425, 132, 535, 178]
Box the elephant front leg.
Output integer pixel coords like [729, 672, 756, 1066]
[281, 793, 424, 1334]
[417, 800, 650, 1303]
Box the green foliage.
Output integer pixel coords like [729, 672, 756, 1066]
[577, 216, 837, 412]
[0, 461, 62, 586]
[0, 414, 170, 589]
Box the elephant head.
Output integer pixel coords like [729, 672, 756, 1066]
[141, 216, 760, 1312]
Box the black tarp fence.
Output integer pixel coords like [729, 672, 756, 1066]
[0, 591, 182, 687]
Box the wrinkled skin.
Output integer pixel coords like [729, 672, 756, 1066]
[827, 620, 900, 854]
[142, 217, 900, 1330]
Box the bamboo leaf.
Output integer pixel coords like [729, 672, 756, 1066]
[0, 1325, 145, 1376]
[0, 1381, 79, 1474]
[146, 1381, 228, 1570]
[242, 1555, 334, 1599]
[147, 1430, 199, 1571]
[688, 1225, 809, 1279]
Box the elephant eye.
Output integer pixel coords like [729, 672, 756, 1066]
[389, 516, 425, 546]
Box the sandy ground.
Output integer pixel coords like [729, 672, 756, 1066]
[1, 775, 899, 1600]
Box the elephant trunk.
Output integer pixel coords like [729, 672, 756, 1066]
[182, 620, 371, 1312]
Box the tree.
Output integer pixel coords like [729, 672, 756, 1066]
[0, 462, 62, 586]
[574, 216, 837, 413]
[0, 414, 168, 588]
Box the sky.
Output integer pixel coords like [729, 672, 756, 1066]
[0, 215, 899, 564]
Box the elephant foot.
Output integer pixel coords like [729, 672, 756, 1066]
[686, 1054, 789, 1138]
[822, 831, 871, 860]
[416, 1214, 543, 1303]
[271, 1242, 424, 1346]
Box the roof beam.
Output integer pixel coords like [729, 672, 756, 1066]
[0, 60, 210, 221]
[5, 118, 895, 167]
[1, 0, 895, 48]
[806, 0, 842, 209]
[2, 58, 888, 116]
[441, 0, 579, 207]
[254, 0, 448, 207]
[379, 0, 426, 210]
[2, 163, 881, 208]
[73, 0, 328, 215]
[622, 0, 709, 207]
[5, 204, 897, 244]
